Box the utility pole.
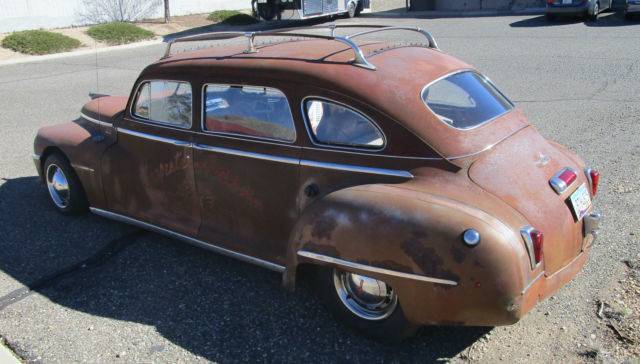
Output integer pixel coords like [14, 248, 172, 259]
[164, 0, 170, 22]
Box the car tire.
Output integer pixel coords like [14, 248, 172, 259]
[545, 13, 556, 21]
[43, 154, 88, 214]
[257, 2, 276, 21]
[625, 12, 634, 20]
[588, 2, 599, 21]
[346, 1, 357, 18]
[313, 266, 419, 342]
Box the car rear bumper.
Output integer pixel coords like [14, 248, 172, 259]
[546, 4, 589, 15]
[626, 3, 640, 13]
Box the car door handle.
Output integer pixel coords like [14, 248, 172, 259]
[172, 140, 191, 147]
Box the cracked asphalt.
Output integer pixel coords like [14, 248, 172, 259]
[0, 12, 639, 363]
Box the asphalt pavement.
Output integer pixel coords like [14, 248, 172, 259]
[0, 12, 639, 363]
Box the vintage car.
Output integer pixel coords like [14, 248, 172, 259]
[545, 0, 611, 20]
[32, 25, 602, 341]
[625, 0, 640, 19]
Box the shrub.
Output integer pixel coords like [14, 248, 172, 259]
[87, 22, 155, 45]
[207, 10, 258, 25]
[1, 30, 81, 55]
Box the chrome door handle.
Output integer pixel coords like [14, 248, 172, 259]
[172, 140, 191, 147]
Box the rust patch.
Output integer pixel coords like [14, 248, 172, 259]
[450, 245, 466, 264]
[310, 212, 337, 241]
[402, 231, 460, 283]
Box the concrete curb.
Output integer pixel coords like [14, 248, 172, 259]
[363, 7, 546, 18]
[0, 38, 163, 67]
[0, 341, 21, 364]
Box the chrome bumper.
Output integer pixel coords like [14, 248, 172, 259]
[583, 212, 602, 243]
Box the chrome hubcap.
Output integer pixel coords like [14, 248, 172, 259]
[46, 164, 70, 209]
[333, 269, 398, 321]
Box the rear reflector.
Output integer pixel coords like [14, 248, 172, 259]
[549, 167, 578, 194]
[520, 226, 544, 268]
[585, 168, 599, 196]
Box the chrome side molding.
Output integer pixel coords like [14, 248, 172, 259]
[90, 207, 286, 273]
[297, 250, 458, 286]
[300, 159, 414, 179]
[193, 143, 299, 165]
[117, 128, 192, 147]
[81, 113, 113, 127]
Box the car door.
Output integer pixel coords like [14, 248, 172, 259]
[101, 79, 201, 237]
[193, 83, 302, 265]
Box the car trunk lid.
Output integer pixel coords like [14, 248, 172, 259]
[468, 127, 590, 275]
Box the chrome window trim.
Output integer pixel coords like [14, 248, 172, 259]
[297, 250, 457, 286]
[194, 143, 299, 165]
[301, 159, 413, 179]
[420, 69, 515, 131]
[117, 127, 192, 147]
[129, 79, 194, 130]
[193, 142, 413, 178]
[302, 145, 442, 160]
[200, 83, 297, 144]
[90, 207, 286, 273]
[300, 96, 387, 152]
[193, 130, 300, 149]
[80, 112, 113, 127]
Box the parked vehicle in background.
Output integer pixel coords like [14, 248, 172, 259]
[545, 0, 611, 21]
[253, 0, 370, 21]
[32, 24, 602, 341]
[625, 0, 640, 19]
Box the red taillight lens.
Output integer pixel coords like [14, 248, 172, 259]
[557, 169, 577, 186]
[589, 169, 599, 196]
[531, 230, 544, 264]
[547, 0, 554, 4]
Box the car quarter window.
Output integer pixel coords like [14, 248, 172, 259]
[303, 99, 385, 149]
[132, 80, 192, 128]
[203, 84, 296, 142]
[421, 71, 513, 130]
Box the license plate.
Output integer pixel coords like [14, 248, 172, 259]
[562, 0, 572, 4]
[569, 183, 591, 221]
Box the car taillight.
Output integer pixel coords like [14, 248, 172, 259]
[547, 0, 554, 4]
[549, 167, 578, 194]
[585, 168, 599, 196]
[520, 226, 544, 268]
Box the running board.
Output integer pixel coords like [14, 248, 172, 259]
[89, 207, 286, 273]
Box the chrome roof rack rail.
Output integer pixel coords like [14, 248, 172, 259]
[162, 24, 438, 71]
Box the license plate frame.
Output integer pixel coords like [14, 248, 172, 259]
[569, 183, 592, 221]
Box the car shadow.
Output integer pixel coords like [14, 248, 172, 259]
[0, 176, 490, 362]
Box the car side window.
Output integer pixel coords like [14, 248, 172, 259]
[304, 99, 384, 149]
[132, 80, 192, 128]
[203, 84, 296, 142]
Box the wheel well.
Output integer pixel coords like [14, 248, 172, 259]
[39, 147, 68, 181]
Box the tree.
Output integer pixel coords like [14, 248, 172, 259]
[80, 0, 162, 23]
[164, 0, 170, 23]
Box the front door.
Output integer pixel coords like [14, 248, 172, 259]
[193, 83, 301, 265]
[102, 79, 201, 236]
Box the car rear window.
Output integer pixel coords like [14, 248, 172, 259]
[421, 71, 513, 130]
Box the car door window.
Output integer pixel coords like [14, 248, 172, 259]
[203, 84, 296, 142]
[132, 80, 193, 128]
[304, 99, 384, 149]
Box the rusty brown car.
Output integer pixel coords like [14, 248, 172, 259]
[32, 25, 602, 341]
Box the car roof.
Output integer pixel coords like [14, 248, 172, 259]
[144, 39, 527, 160]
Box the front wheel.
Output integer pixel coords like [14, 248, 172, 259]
[313, 266, 419, 342]
[43, 154, 88, 213]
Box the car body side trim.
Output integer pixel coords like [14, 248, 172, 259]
[297, 250, 458, 286]
[71, 164, 95, 174]
[193, 143, 299, 165]
[90, 207, 286, 273]
[81, 112, 113, 127]
[301, 159, 414, 179]
[117, 128, 192, 147]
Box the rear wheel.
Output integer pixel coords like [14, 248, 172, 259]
[588, 2, 599, 21]
[313, 266, 418, 342]
[545, 13, 556, 21]
[43, 154, 88, 214]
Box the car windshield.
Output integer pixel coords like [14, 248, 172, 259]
[421, 71, 513, 130]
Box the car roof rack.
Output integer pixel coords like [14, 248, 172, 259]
[162, 24, 439, 70]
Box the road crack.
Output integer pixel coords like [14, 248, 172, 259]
[0, 230, 146, 311]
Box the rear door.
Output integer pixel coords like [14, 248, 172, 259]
[193, 83, 301, 265]
[102, 79, 200, 236]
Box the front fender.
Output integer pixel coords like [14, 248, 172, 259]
[285, 182, 530, 325]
